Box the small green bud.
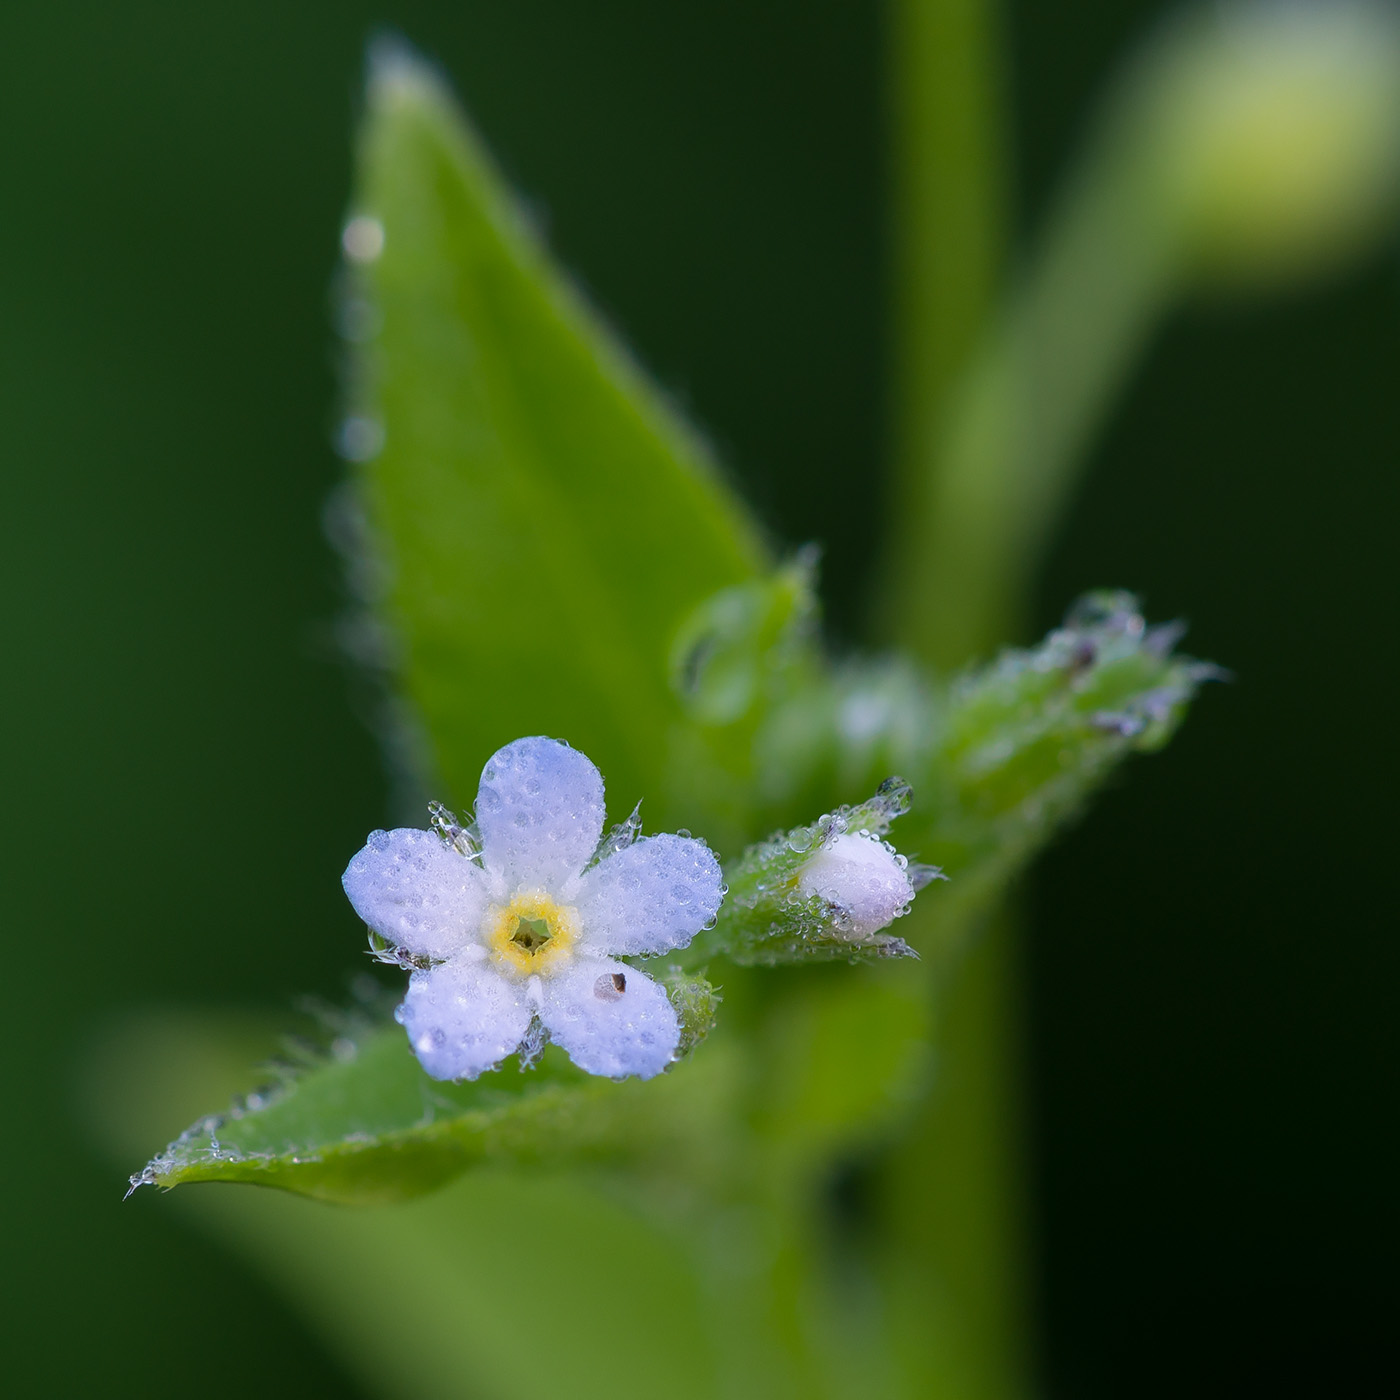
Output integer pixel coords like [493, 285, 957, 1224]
[669, 550, 818, 725]
[1138, 0, 1400, 286]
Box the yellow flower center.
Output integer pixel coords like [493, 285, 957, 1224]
[485, 891, 579, 978]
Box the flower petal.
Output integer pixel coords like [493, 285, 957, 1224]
[798, 832, 914, 938]
[575, 833, 723, 956]
[475, 737, 606, 892]
[343, 828, 489, 959]
[538, 957, 679, 1079]
[397, 960, 532, 1081]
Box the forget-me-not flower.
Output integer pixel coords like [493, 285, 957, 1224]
[343, 737, 724, 1081]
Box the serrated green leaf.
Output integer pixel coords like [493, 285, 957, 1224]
[341, 46, 767, 832]
[131, 977, 733, 1205]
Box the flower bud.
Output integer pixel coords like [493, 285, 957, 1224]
[1139, 0, 1400, 286]
[797, 832, 916, 940]
[692, 779, 939, 966]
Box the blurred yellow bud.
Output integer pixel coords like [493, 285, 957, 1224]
[1139, 0, 1400, 286]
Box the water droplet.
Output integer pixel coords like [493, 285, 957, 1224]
[336, 415, 385, 462]
[342, 215, 385, 263]
[336, 294, 381, 343]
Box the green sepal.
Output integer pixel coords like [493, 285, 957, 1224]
[659, 969, 722, 1058]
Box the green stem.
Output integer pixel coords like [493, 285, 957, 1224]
[876, 9, 1190, 1399]
[878, 6, 1035, 1398]
[879, 0, 1008, 641]
[880, 909, 1031, 1400]
[892, 104, 1183, 668]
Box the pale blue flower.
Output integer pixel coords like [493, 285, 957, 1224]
[343, 737, 723, 1081]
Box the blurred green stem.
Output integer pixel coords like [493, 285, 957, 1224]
[879, 6, 1030, 1397]
[878, 7, 1185, 1399]
[881, 0, 1007, 646]
[891, 94, 1181, 667]
[881, 909, 1030, 1400]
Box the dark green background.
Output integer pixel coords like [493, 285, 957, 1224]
[1, 1, 1393, 1395]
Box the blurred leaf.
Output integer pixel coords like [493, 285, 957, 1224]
[131, 978, 733, 1205]
[755, 653, 938, 827]
[341, 46, 767, 830]
[758, 968, 932, 1165]
[172, 1172, 721, 1400]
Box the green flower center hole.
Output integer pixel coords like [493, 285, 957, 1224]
[510, 916, 553, 953]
